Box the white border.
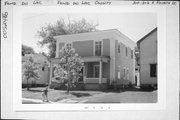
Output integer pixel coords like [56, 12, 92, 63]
[13, 6, 166, 111]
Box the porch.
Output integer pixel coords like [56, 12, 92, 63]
[82, 56, 110, 84]
[49, 56, 110, 90]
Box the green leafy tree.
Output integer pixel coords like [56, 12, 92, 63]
[22, 44, 35, 56]
[53, 44, 84, 93]
[37, 18, 98, 58]
[22, 54, 40, 90]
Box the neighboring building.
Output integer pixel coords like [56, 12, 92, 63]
[50, 29, 136, 90]
[134, 47, 140, 87]
[22, 53, 50, 85]
[137, 28, 157, 87]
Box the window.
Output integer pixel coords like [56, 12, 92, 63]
[118, 44, 121, 53]
[118, 66, 121, 79]
[123, 67, 126, 80]
[131, 50, 133, 59]
[126, 47, 128, 56]
[66, 43, 72, 49]
[95, 41, 102, 56]
[150, 64, 157, 77]
[94, 65, 100, 78]
[126, 68, 129, 80]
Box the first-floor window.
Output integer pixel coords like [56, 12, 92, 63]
[150, 64, 157, 77]
[118, 66, 121, 79]
[126, 68, 129, 80]
[123, 67, 126, 80]
[94, 65, 99, 78]
[66, 43, 72, 49]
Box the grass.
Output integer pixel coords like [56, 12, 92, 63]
[22, 87, 157, 103]
[22, 87, 101, 102]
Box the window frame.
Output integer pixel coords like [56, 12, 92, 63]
[150, 63, 157, 77]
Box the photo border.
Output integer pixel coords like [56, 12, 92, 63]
[13, 6, 166, 111]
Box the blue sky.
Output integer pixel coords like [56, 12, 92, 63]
[22, 13, 156, 53]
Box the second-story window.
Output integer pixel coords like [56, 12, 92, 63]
[95, 41, 102, 56]
[118, 44, 121, 53]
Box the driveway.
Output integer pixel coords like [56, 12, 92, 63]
[85, 90, 157, 103]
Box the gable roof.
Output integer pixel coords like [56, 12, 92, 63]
[137, 27, 157, 44]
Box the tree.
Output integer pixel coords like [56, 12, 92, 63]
[22, 54, 40, 90]
[53, 44, 84, 93]
[37, 18, 98, 58]
[22, 44, 35, 56]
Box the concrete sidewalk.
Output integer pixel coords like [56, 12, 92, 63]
[22, 98, 53, 104]
[22, 98, 88, 104]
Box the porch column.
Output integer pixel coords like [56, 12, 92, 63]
[49, 62, 53, 85]
[99, 61, 102, 84]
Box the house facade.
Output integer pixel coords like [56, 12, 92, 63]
[137, 28, 157, 87]
[50, 29, 136, 90]
[22, 53, 50, 86]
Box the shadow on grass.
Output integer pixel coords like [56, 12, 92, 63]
[70, 92, 92, 98]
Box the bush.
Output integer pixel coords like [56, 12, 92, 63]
[22, 84, 47, 88]
[140, 84, 155, 91]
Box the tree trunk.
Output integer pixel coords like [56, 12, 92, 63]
[67, 83, 70, 94]
[27, 78, 29, 91]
